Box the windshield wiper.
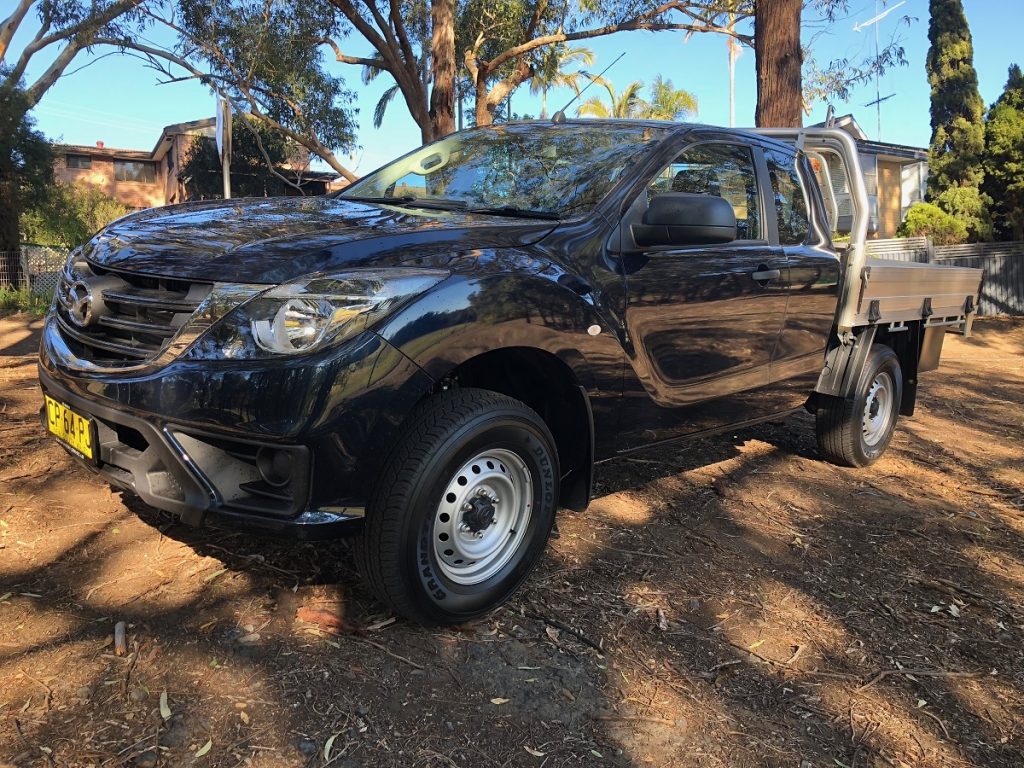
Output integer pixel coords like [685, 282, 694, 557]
[466, 205, 560, 220]
[341, 195, 468, 212]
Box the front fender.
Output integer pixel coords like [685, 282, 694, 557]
[376, 271, 623, 395]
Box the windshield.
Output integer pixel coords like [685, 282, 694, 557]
[340, 123, 668, 218]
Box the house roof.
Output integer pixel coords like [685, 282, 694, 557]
[810, 113, 928, 163]
[151, 117, 217, 161]
[56, 144, 153, 161]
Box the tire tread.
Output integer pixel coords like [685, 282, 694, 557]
[353, 388, 549, 623]
[815, 345, 900, 468]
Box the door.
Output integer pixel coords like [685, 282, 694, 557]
[617, 141, 792, 448]
[763, 147, 841, 403]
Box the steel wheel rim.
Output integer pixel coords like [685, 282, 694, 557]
[432, 448, 534, 586]
[862, 371, 895, 447]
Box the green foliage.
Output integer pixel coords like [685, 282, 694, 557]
[896, 202, 967, 245]
[0, 74, 55, 253]
[645, 75, 699, 120]
[935, 185, 992, 242]
[175, 0, 357, 155]
[180, 119, 300, 199]
[20, 182, 132, 248]
[577, 77, 697, 120]
[982, 65, 1024, 240]
[578, 80, 646, 118]
[926, 0, 985, 195]
[0, 287, 50, 318]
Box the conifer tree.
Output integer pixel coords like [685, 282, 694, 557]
[926, 0, 986, 196]
[983, 65, 1024, 240]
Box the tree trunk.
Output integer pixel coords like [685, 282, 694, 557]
[474, 73, 492, 127]
[754, 0, 803, 128]
[429, 0, 456, 139]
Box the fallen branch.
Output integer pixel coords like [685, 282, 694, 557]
[14, 719, 54, 768]
[920, 708, 952, 740]
[312, 625, 425, 670]
[524, 611, 604, 654]
[18, 670, 52, 712]
[855, 668, 983, 694]
[595, 714, 677, 726]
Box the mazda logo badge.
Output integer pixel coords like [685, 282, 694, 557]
[68, 281, 95, 327]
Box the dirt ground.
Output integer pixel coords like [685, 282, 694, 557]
[1, 314, 1022, 768]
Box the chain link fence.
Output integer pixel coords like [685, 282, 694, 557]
[0, 246, 69, 297]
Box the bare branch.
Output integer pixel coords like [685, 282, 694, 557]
[95, 36, 358, 183]
[485, 16, 752, 74]
[319, 37, 388, 69]
[233, 112, 306, 194]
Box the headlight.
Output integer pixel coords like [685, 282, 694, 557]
[189, 268, 447, 359]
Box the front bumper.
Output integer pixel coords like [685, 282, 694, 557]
[39, 366, 363, 539]
[38, 318, 435, 540]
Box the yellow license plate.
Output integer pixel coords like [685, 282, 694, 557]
[44, 395, 95, 460]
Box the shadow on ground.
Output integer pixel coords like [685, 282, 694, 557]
[1, 316, 1022, 767]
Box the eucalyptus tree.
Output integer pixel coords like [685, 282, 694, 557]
[110, 0, 360, 181]
[1, 0, 362, 185]
[1, 0, 146, 264]
[323, 0, 746, 141]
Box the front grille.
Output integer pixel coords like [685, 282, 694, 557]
[55, 260, 212, 365]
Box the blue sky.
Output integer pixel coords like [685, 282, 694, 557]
[13, 0, 1017, 176]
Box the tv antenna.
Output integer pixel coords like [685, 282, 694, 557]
[552, 52, 626, 124]
[855, 0, 906, 140]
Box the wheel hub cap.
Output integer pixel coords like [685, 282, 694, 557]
[462, 494, 497, 533]
[433, 448, 533, 586]
[862, 371, 894, 448]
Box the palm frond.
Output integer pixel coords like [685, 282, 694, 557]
[576, 96, 610, 118]
[373, 84, 400, 128]
[361, 55, 387, 86]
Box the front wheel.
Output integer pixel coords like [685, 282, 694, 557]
[815, 344, 903, 468]
[354, 388, 559, 625]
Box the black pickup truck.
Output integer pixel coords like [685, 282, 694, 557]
[39, 120, 981, 623]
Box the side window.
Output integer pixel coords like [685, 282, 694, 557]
[647, 143, 761, 240]
[766, 149, 810, 245]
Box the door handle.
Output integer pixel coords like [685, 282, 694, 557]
[751, 267, 781, 282]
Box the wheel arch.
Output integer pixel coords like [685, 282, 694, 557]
[814, 322, 920, 416]
[433, 346, 594, 512]
[376, 271, 617, 512]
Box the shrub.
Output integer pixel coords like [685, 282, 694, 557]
[20, 182, 132, 248]
[897, 202, 968, 245]
[0, 287, 50, 317]
[935, 185, 993, 242]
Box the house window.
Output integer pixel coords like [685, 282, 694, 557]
[114, 160, 157, 184]
[66, 154, 92, 170]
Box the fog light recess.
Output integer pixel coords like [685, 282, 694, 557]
[257, 447, 294, 488]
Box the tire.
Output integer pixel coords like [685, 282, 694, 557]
[353, 387, 559, 625]
[815, 344, 903, 468]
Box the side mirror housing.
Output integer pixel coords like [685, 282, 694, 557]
[632, 192, 737, 248]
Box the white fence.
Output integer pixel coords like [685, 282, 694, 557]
[0, 246, 69, 295]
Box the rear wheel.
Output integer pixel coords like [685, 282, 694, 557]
[816, 344, 903, 468]
[354, 388, 558, 625]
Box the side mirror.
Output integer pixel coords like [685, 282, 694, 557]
[632, 192, 737, 248]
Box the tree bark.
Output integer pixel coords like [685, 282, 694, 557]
[429, 0, 456, 138]
[754, 0, 803, 127]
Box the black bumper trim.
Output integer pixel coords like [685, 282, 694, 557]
[38, 366, 363, 540]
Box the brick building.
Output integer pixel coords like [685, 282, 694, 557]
[54, 117, 339, 211]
